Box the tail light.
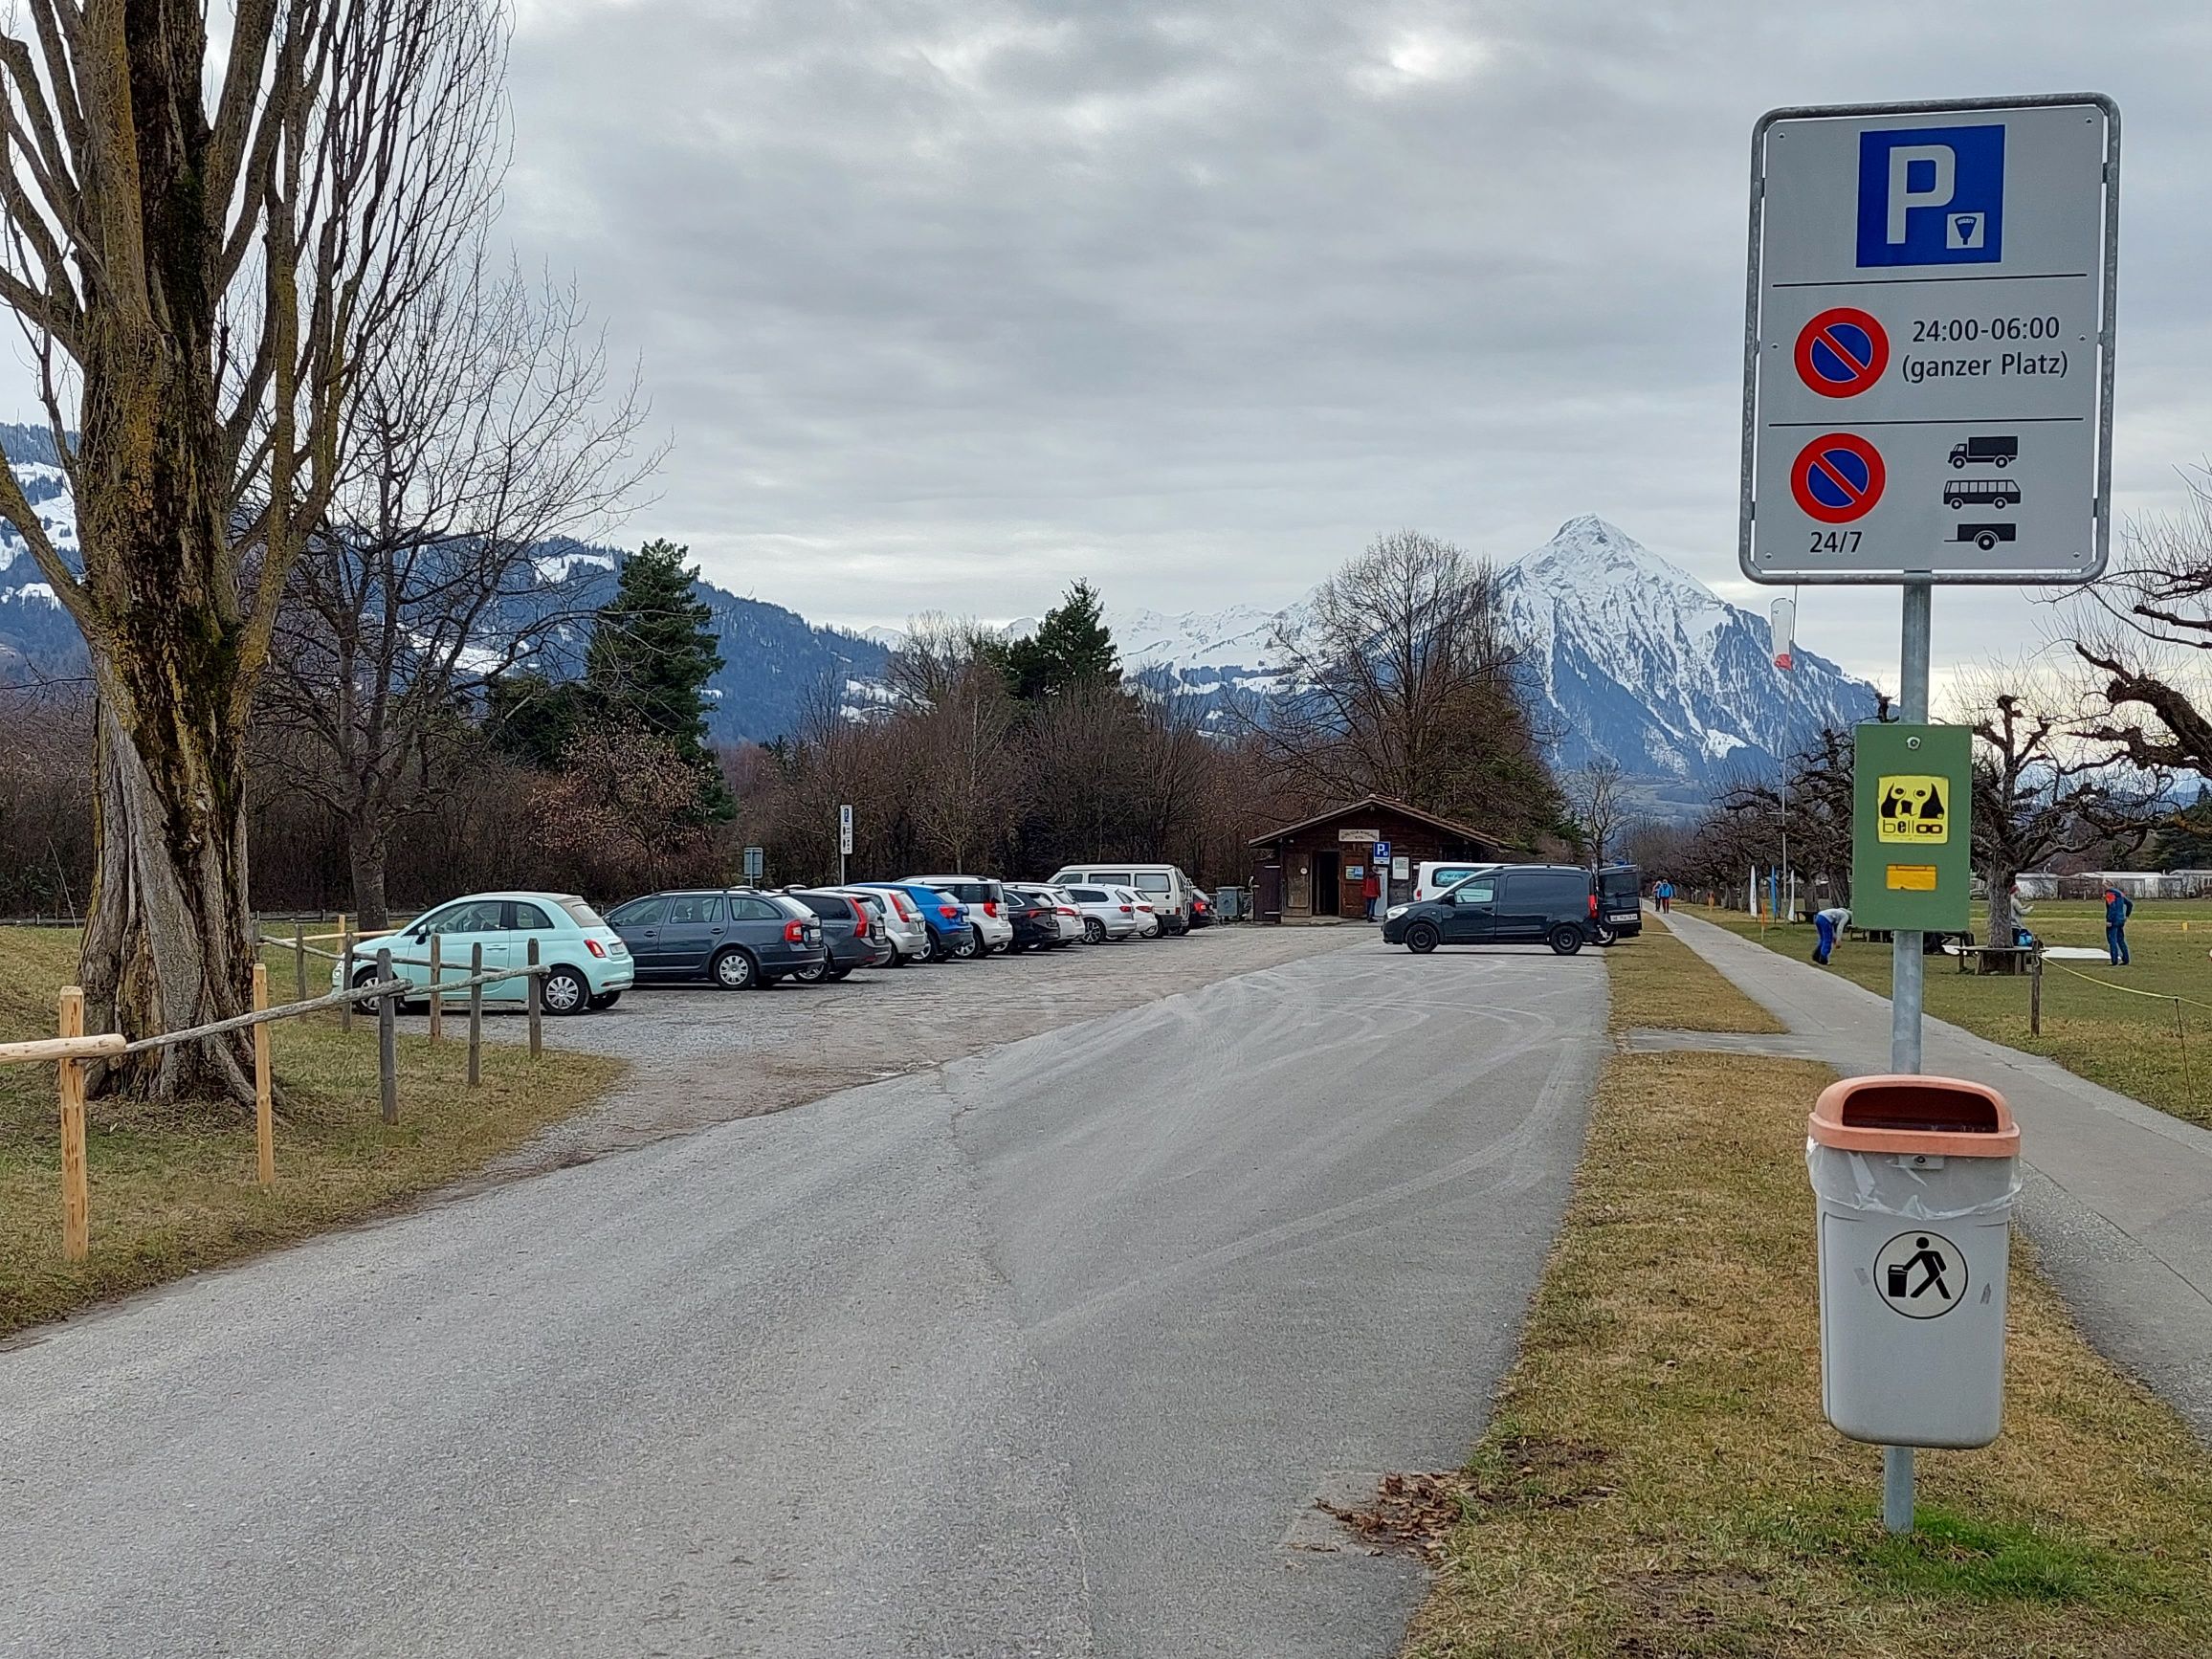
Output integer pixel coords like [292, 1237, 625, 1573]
[1119, 904, 1132, 914]
[1587, 894, 1599, 918]
[894, 894, 917, 919]
[940, 905, 960, 921]
[847, 898, 871, 926]
[586, 938, 608, 958]
[984, 901, 1000, 918]
[784, 919, 807, 943]
[1057, 905, 1077, 917]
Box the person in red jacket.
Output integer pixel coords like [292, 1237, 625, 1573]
[1363, 869, 1382, 921]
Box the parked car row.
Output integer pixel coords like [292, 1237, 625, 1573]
[338, 863, 1216, 1013]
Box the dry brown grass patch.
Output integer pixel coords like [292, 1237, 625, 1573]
[1606, 914, 1784, 1035]
[1402, 1047, 2212, 1658]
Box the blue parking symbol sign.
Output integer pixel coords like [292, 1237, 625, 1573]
[1856, 124, 2003, 267]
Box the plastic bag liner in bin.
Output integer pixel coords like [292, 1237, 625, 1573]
[1806, 1139, 2021, 1221]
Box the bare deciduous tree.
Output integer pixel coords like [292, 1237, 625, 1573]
[1236, 530, 1557, 840]
[0, 0, 507, 1100]
[1565, 757, 1628, 869]
[255, 250, 657, 929]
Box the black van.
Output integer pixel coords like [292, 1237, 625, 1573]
[1597, 863, 1643, 940]
[1381, 864, 1597, 956]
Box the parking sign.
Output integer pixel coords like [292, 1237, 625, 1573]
[1742, 97, 2118, 584]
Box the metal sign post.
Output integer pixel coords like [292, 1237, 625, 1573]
[1742, 94, 2119, 1535]
[839, 804, 853, 885]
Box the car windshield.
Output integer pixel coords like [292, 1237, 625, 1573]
[559, 897, 608, 928]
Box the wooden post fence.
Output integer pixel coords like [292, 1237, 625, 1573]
[58, 985, 87, 1263]
[468, 942, 483, 1087]
[253, 964, 274, 1188]
[2030, 951, 2044, 1037]
[377, 947, 398, 1125]
[428, 933, 443, 1044]
[527, 937, 542, 1058]
[294, 920, 307, 1003]
[340, 917, 355, 1032]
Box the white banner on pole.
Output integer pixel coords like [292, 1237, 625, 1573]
[1771, 596, 1796, 671]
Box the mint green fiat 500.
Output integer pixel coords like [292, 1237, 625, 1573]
[333, 892, 633, 1014]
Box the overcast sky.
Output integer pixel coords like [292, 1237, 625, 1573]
[67, 3, 2212, 696]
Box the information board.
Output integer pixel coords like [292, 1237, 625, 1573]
[1743, 97, 2118, 584]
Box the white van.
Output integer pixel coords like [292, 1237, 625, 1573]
[1413, 860, 1500, 903]
[1048, 864, 1196, 934]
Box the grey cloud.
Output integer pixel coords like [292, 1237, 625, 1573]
[498, 0, 2211, 683]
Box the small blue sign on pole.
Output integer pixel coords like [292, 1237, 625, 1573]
[1373, 840, 1392, 861]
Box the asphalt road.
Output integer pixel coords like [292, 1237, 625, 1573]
[0, 938, 1605, 1658]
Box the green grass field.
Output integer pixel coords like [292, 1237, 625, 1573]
[1693, 898, 2212, 1128]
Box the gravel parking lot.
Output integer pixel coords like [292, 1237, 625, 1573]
[447, 924, 1366, 1183]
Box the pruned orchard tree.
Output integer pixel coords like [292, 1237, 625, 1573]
[1950, 671, 2164, 952]
[1236, 530, 1557, 840]
[0, 0, 505, 1099]
[2070, 470, 2212, 775]
[257, 249, 656, 930]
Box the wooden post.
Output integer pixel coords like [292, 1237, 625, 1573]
[428, 933, 443, 1044]
[377, 947, 398, 1125]
[2030, 950, 2044, 1037]
[294, 920, 307, 1002]
[340, 917, 355, 1032]
[527, 937, 542, 1058]
[253, 964, 274, 1188]
[57, 985, 87, 1263]
[468, 942, 483, 1088]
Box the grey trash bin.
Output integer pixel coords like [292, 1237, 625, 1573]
[1807, 1074, 2021, 1449]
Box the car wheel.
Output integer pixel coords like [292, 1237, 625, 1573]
[1139, 919, 1161, 939]
[789, 957, 829, 984]
[1549, 925, 1584, 957]
[1405, 921, 1440, 954]
[1593, 922, 1617, 947]
[711, 947, 758, 990]
[587, 990, 622, 1010]
[542, 965, 590, 1015]
[826, 965, 853, 982]
[1083, 918, 1105, 943]
[948, 929, 980, 961]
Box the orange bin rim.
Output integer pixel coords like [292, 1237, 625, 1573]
[1808, 1073, 2019, 1159]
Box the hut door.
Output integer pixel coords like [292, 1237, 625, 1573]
[1312, 850, 1339, 917]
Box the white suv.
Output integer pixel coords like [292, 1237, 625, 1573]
[1060, 884, 1142, 942]
[903, 875, 1015, 954]
[1049, 864, 1194, 934]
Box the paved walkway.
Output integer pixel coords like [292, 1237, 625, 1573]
[1665, 908, 2212, 1441]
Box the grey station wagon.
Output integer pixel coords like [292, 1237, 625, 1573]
[606, 888, 827, 989]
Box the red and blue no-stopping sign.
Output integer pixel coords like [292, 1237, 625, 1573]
[1794, 307, 1890, 398]
[1791, 432, 1886, 522]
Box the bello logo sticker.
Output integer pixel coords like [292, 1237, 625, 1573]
[1876, 775, 1951, 844]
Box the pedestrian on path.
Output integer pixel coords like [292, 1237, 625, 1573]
[1813, 904, 1851, 966]
[2106, 885, 2134, 965]
[1362, 868, 1382, 921]
[1655, 878, 1673, 914]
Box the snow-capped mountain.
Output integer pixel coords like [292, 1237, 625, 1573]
[1498, 515, 1879, 793]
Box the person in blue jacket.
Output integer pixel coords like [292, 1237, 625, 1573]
[2105, 885, 2134, 965]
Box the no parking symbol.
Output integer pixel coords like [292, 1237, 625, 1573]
[1795, 307, 1889, 398]
[1791, 432, 1886, 524]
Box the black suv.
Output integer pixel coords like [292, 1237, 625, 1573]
[1382, 864, 1597, 956]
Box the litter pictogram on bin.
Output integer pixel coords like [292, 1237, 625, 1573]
[1874, 1228, 1966, 1317]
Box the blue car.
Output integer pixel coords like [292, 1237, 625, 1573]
[856, 882, 979, 962]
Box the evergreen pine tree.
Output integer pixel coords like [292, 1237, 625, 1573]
[584, 539, 733, 817]
[1004, 579, 1119, 700]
